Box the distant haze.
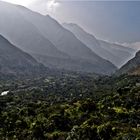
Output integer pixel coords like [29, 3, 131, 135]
[0, 0, 140, 46]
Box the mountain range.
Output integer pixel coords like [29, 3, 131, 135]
[0, 1, 117, 75]
[63, 23, 135, 67]
[0, 1, 138, 76]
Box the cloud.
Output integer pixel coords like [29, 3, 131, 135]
[29, 0, 60, 15]
[47, 0, 60, 13]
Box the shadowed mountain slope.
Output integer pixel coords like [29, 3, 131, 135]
[117, 51, 140, 75]
[0, 35, 46, 76]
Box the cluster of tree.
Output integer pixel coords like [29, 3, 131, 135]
[0, 74, 140, 139]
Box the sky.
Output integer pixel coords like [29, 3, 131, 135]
[0, 0, 140, 46]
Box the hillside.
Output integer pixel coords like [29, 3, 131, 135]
[0, 35, 45, 76]
[117, 51, 140, 75]
[0, 1, 117, 74]
[63, 23, 135, 67]
[130, 67, 140, 75]
[15, 5, 117, 74]
[0, 1, 69, 61]
[0, 73, 140, 140]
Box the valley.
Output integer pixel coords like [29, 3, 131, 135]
[0, 1, 140, 140]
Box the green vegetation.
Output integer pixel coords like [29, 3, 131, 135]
[0, 74, 140, 140]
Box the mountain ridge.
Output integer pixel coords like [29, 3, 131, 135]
[16, 5, 116, 74]
[0, 1, 69, 59]
[63, 23, 135, 67]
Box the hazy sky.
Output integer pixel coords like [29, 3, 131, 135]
[1, 0, 140, 44]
